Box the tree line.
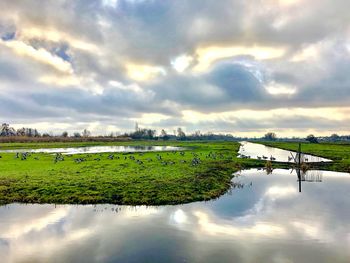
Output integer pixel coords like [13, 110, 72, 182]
[1, 123, 349, 142]
[261, 132, 350, 143]
[0, 123, 92, 138]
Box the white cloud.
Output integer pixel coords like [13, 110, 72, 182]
[126, 63, 166, 82]
[171, 55, 193, 73]
[1, 39, 73, 74]
[194, 45, 286, 72]
[265, 82, 296, 95]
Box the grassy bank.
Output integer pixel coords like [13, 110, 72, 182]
[0, 141, 263, 205]
[258, 141, 350, 172]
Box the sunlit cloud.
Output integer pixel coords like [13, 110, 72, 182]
[1, 39, 73, 74]
[291, 45, 320, 62]
[276, 0, 301, 6]
[182, 107, 350, 123]
[194, 45, 286, 72]
[17, 27, 99, 53]
[38, 75, 81, 87]
[126, 63, 166, 82]
[132, 113, 171, 125]
[171, 55, 193, 73]
[265, 82, 296, 95]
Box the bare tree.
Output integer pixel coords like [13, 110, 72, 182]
[177, 127, 186, 140]
[82, 129, 91, 137]
[160, 129, 169, 140]
[1, 123, 16, 136]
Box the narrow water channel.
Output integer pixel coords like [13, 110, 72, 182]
[238, 141, 332, 163]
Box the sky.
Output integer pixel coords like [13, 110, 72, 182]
[0, 0, 350, 137]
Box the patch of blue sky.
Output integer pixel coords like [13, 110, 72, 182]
[53, 44, 71, 62]
[1, 31, 15, 41]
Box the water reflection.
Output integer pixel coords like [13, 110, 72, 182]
[294, 168, 323, 192]
[0, 145, 183, 155]
[1, 169, 350, 263]
[238, 141, 332, 163]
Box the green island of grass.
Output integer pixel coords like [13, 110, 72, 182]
[0, 140, 349, 205]
[0, 141, 265, 205]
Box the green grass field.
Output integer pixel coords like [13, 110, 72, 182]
[0, 141, 264, 205]
[259, 141, 350, 172]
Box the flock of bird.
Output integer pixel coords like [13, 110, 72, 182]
[7, 150, 231, 167]
[4, 147, 311, 164]
[240, 146, 278, 162]
[240, 146, 311, 163]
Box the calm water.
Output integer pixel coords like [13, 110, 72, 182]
[238, 141, 332, 163]
[0, 145, 183, 155]
[1, 169, 350, 263]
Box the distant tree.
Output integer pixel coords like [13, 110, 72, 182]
[160, 129, 169, 140]
[330, 133, 340, 142]
[32, 129, 40, 137]
[263, 132, 277, 141]
[177, 127, 186, 140]
[129, 128, 156, 139]
[306, 134, 318, 143]
[16, 128, 25, 136]
[194, 130, 201, 139]
[0, 123, 16, 136]
[146, 129, 156, 139]
[42, 133, 51, 137]
[82, 129, 91, 137]
[73, 132, 81, 138]
[16, 127, 40, 137]
[62, 131, 68, 138]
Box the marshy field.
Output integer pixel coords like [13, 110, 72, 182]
[0, 141, 263, 205]
[0, 140, 349, 205]
[1, 140, 350, 262]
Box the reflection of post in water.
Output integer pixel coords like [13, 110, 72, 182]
[291, 143, 303, 192]
[296, 167, 302, 193]
[291, 143, 322, 193]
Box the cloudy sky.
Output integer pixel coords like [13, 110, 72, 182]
[0, 0, 349, 137]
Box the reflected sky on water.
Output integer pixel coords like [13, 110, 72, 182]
[1, 169, 350, 263]
[0, 145, 184, 155]
[238, 141, 332, 163]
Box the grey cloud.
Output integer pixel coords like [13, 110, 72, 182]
[149, 61, 270, 112]
[0, 0, 349, 134]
